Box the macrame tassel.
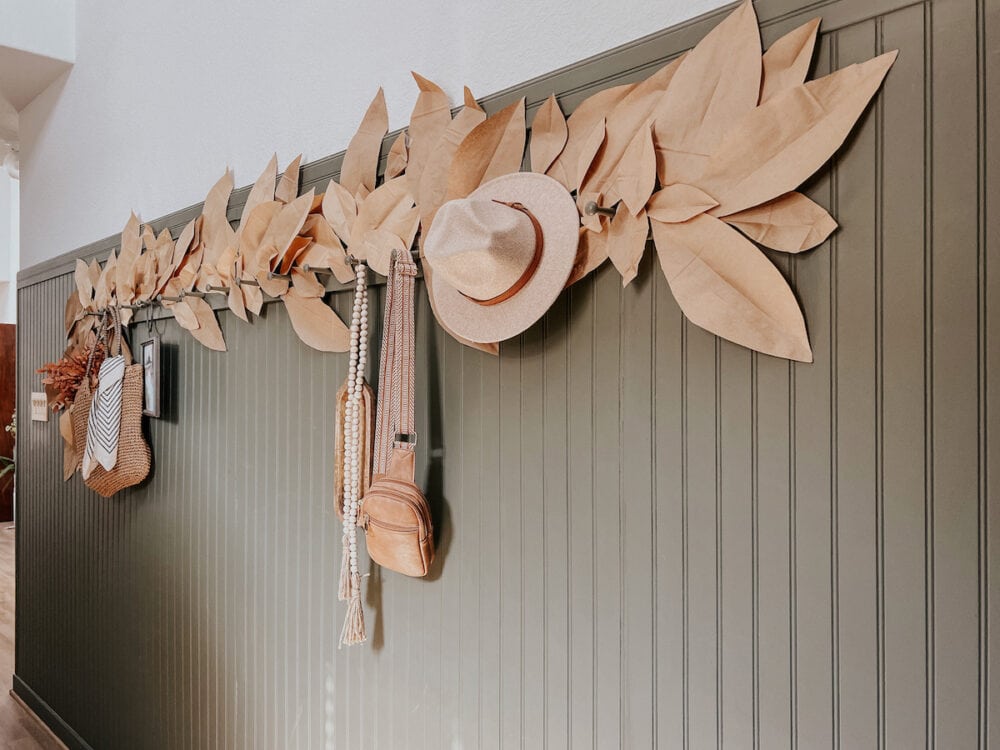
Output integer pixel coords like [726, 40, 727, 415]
[339, 573, 367, 647]
[338, 533, 351, 601]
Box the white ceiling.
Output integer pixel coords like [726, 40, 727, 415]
[0, 44, 71, 113]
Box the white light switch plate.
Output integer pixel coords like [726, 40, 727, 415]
[30, 392, 48, 422]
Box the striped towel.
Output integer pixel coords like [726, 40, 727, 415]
[82, 355, 126, 479]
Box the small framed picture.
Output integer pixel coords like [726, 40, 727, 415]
[141, 337, 161, 418]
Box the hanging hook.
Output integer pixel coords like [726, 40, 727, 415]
[583, 201, 617, 218]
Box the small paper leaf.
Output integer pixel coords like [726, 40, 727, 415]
[445, 97, 526, 202]
[228, 258, 249, 322]
[701, 50, 898, 216]
[386, 130, 408, 179]
[94, 252, 116, 309]
[653, 0, 761, 167]
[282, 287, 351, 352]
[171, 300, 201, 331]
[651, 213, 812, 361]
[322, 180, 358, 246]
[238, 154, 278, 233]
[607, 210, 649, 286]
[256, 264, 289, 298]
[238, 201, 281, 275]
[547, 82, 637, 190]
[75, 259, 93, 309]
[275, 155, 302, 204]
[291, 267, 325, 298]
[723, 191, 837, 252]
[64, 292, 82, 335]
[115, 213, 141, 304]
[169, 219, 197, 278]
[340, 88, 389, 197]
[201, 170, 236, 266]
[350, 176, 417, 275]
[407, 73, 452, 197]
[760, 18, 820, 104]
[419, 91, 487, 231]
[529, 94, 567, 175]
[647, 184, 719, 223]
[262, 190, 314, 263]
[567, 227, 609, 286]
[613, 125, 656, 216]
[183, 296, 227, 351]
[575, 117, 606, 194]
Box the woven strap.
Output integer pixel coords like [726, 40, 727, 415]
[373, 250, 418, 476]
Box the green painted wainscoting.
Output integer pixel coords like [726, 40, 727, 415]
[14, 0, 1000, 747]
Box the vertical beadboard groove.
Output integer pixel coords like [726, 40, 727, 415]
[12, 1, 993, 748]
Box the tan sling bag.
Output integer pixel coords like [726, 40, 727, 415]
[359, 250, 434, 577]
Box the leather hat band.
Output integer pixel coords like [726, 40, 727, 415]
[462, 201, 544, 307]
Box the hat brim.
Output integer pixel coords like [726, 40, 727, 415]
[425, 172, 579, 343]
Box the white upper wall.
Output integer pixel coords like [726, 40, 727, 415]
[18, 0, 728, 268]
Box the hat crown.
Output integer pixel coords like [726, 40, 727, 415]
[427, 199, 538, 301]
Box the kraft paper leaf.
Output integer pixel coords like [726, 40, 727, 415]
[151, 227, 175, 291]
[201, 169, 236, 265]
[350, 176, 417, 274]
[183, 296, 226, 351]
[256, 262, 289, 298]
[723, 191, 836, 252]
[282, 286, 351, 352]
[116, 213, 141, 304]
[577, 191, 606, 233]
[275, 155, 302, 204]
[340, 88, 389, 197]
[547, 82, 636, 190]
[357, 229, 406, 278]
[238, 200, 282, 275]
[445, 97, 526, 202]
[653, 0, 761, 175]
[299, 215, 353, 283]
[225, 256, 248, 322]
[529, 94, 567, 174]
[215, 245, 237, 284]
[574, 117, 606, 194]
[700, 50, 898, 216]
[651, 213, 812, 361]
[419, 88, 486, 231]
[647, 183, 719, 223]
[94, 252, 116, 310]
[134, 252, 159, 301]
[75, 260, 93, 309]
[759, 18, 820, 104]
[567, 227, 609, 286]
[278, 235, 312, 274]
[87, 259, 101, 288]
[322, 180, 358, 246]
[175, 245, 203, 290]
[262, 190, 314, 266]
[171, 299, 201, 331]
[386, 130, 408, 179]
[238, 154, 278, 234]
[581, 56, 682, 206]
[241, 269, 264, 316]
[169, 219, 197, 278]
[407, 73, 452, 197]
[291, 267, 325, 298]
[607, 209, 649, 286]
[64, 292, 82, 335]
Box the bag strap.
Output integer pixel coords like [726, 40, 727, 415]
[83, 310, 110, 383]
[373, 250, 418, 476]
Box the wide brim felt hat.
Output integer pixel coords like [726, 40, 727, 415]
[422, 172, 579, 343]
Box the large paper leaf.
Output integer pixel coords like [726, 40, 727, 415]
[282, 287, 350, 352]
[64, 292, 82, 336]
[529, 94, 567, 174]
[150, 227, 175, 291]
[760, 18, 820, 104]
[171, 299, 200, 330]
[546, 82, 636, 190]
[183, 296, 226, 351]
[238, 200, 282, 276]
[261, 190, 314, 265]
[653, 0, 761, 178]
[581, 56, 682, 206]
[340, 88, 389, 197]
[651, 213, 812, 361]
[418, 87, 486, 231]
[723, 191, 836, 252]
[75, 260, 93, 309]
[607, 209, 649, 286]
[168, 219, 197, 281]
[445, 97, 526, 202]
[115, 213, 141, 304]
[94, 252, 116, 310]
[201, 170, 236, 266]
[575, 118, 606, 195]
[647, 183, 719, 223]
[275, 155, 302, 204]
[702, 51, 897, 216]
[228, 257, 249, 322]
[386, 130, 408, 179]
[298, 214, 353, 283]
[406, 73, 452, 198]
[322, 180, 358, 246]
[237, 154, 277, 234]
[567, 227, 609, 286]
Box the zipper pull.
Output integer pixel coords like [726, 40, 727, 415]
[359, 513, 369, 531]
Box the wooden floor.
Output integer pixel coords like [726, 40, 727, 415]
[0, 527, 64, 749]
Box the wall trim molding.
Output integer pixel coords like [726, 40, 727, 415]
[14, 0, 916, 290]
[12, 675, 94, 750]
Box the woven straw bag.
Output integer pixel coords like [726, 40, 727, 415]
[75, 309, 151, 497]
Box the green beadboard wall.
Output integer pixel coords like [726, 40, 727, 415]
[14, 0, 1000, 747]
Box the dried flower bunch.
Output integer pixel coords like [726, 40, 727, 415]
[37, 341, 106, 411]
[64, 0, 894, 363]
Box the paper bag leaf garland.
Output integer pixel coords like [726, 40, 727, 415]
[275, 155, 302, 204]
[182, 296, 226, 352]
[340, 88, 389, 197]
[723, 191, 836, 252]
[282, 287, 351, 353]
[529, 94, 567, 175]
[445, 97, 526, 202]
[699, 50, 898, 216]
[759, 18, 820, 103]
[651, 214, 812, 362]
[115, 213, 141, 307]
[75, 259, 93, 309]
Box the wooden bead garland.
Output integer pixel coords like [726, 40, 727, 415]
[339, 262, 368, 647]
